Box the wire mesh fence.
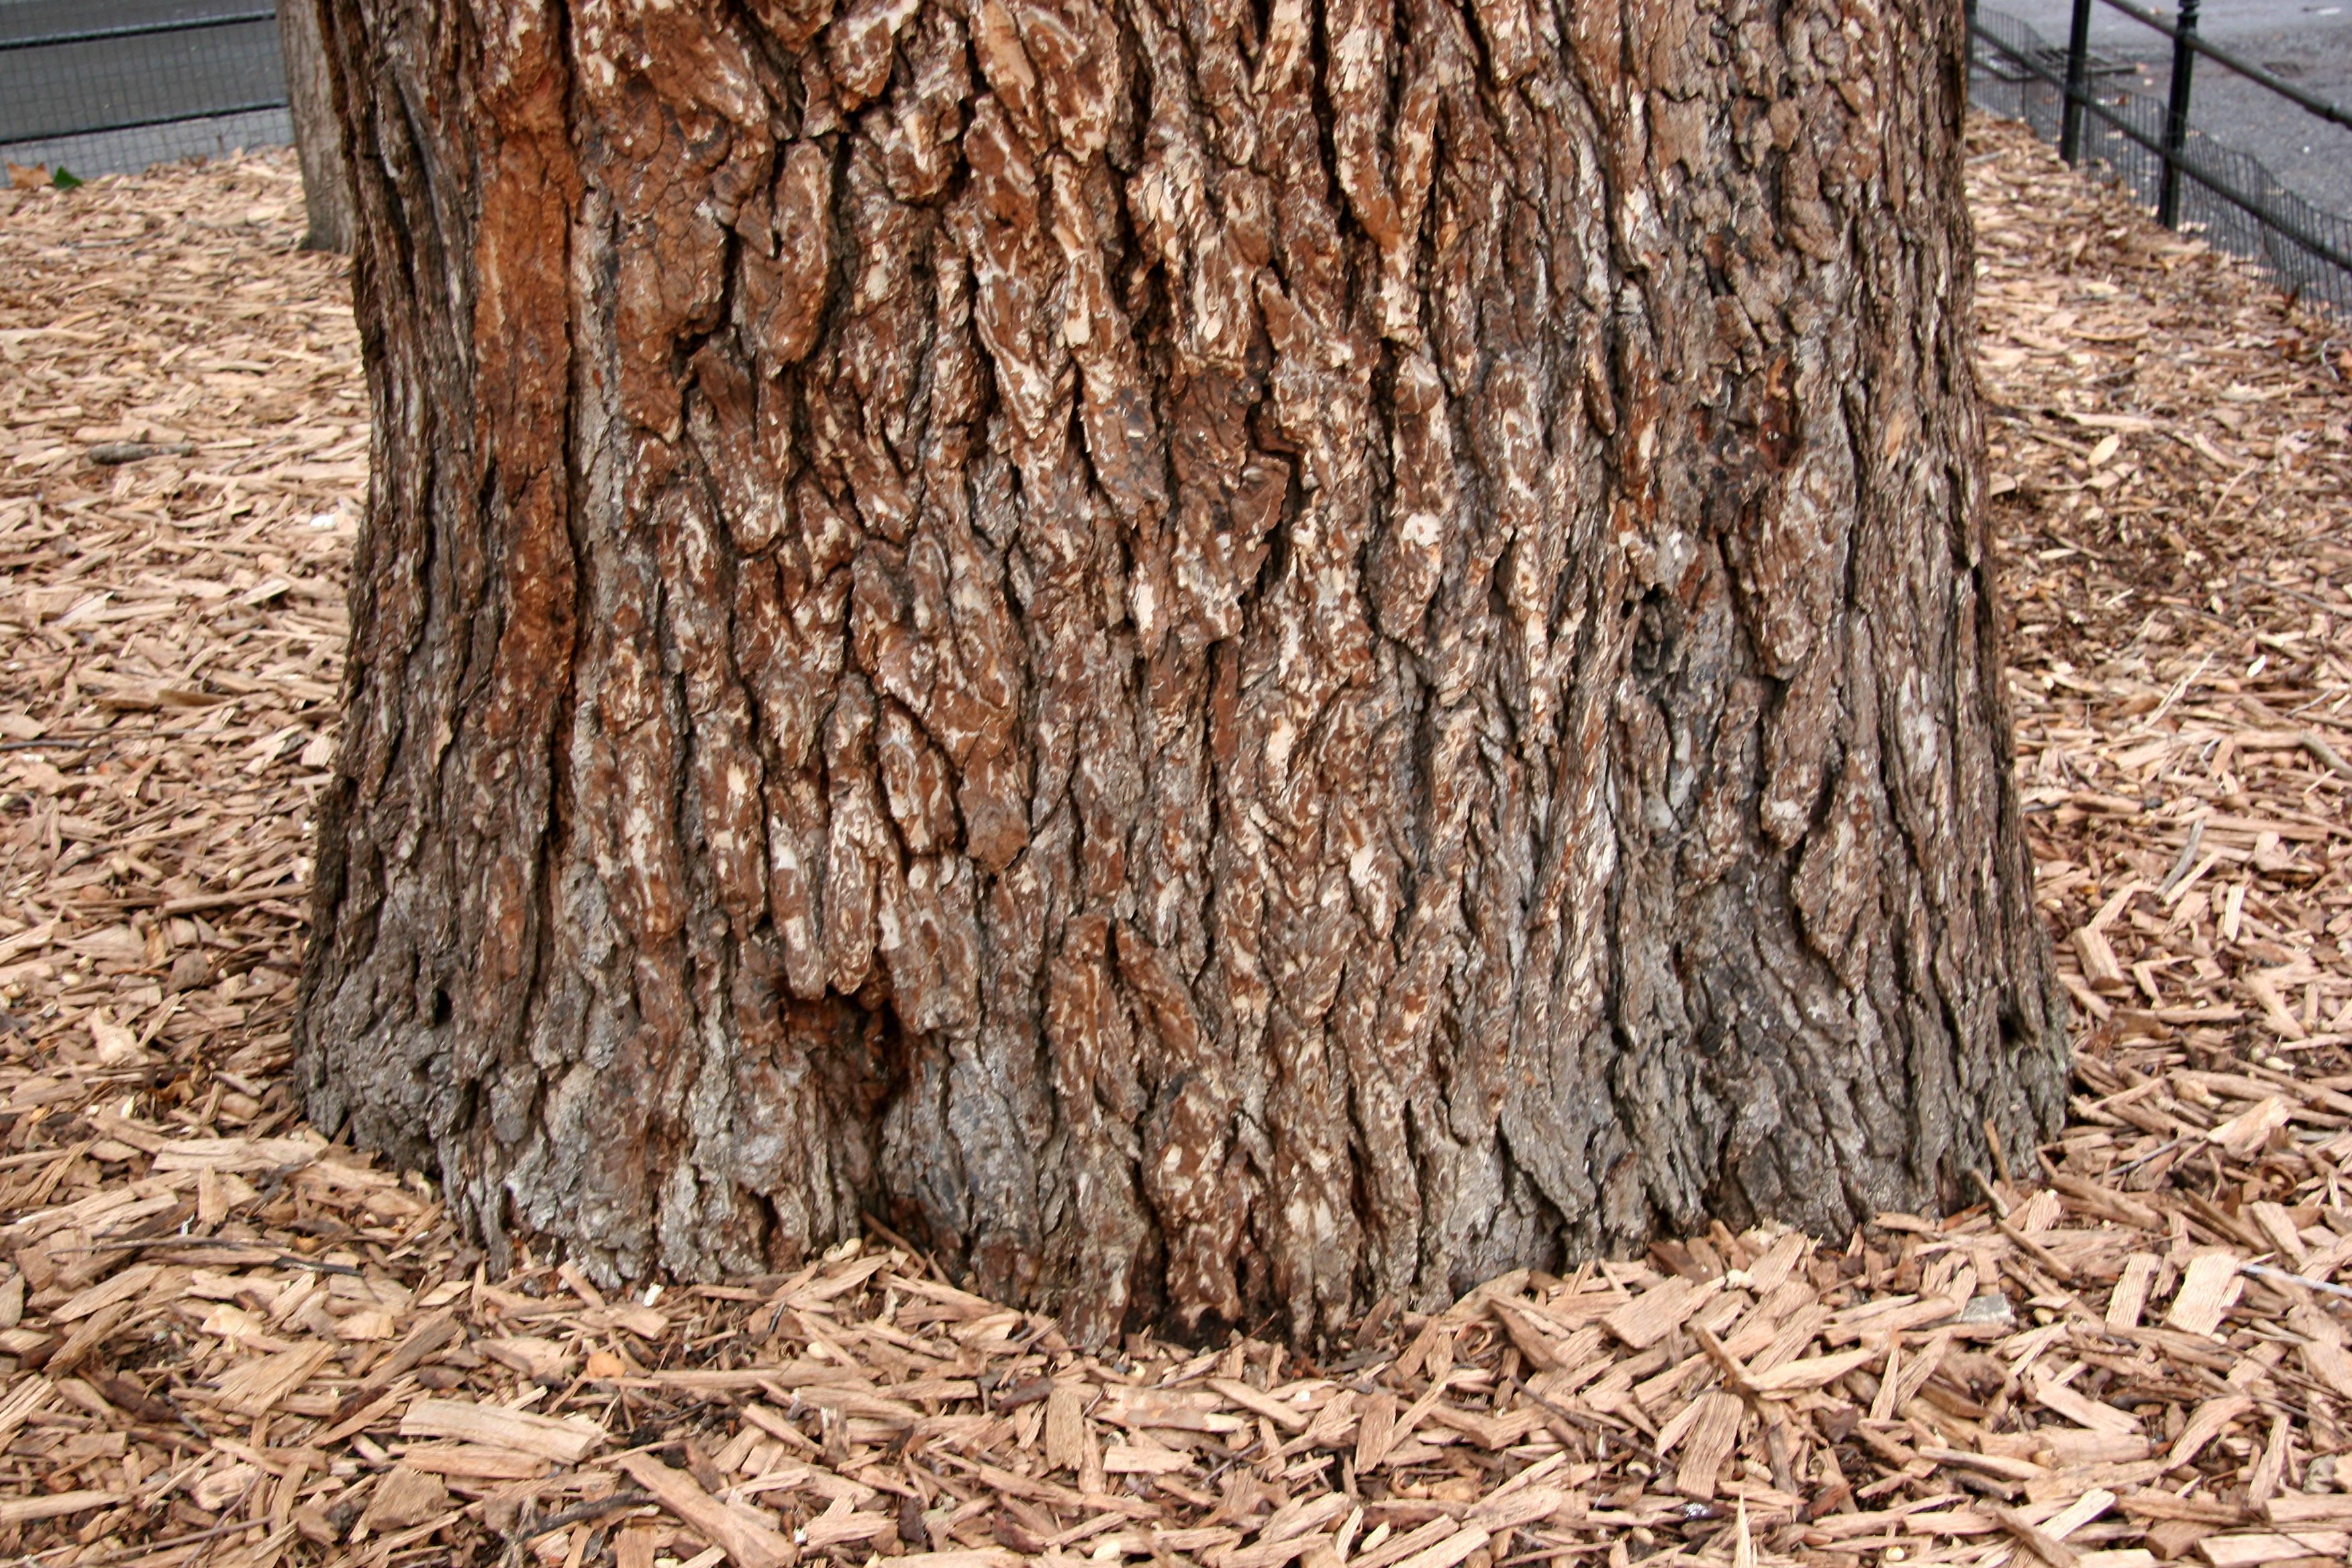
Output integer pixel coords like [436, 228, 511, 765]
[1970, 5, 2352, 319]
[0, 3, 287, 181]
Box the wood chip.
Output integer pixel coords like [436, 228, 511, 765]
[1603, 1275, 1718, 1351]
[616, 1452, 797, 1568]
[2166, 1253, 2245, 1337]
[2194, 1531, 2351, 1567]
[398, 1398, 604, 1463]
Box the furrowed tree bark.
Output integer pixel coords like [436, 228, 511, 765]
[299, 0, 2068, 1342]
[275, 0, 352, 254]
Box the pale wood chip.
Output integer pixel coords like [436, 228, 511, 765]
[1673, 1391, 1744, 1500]
[210, 1340, 333, 1417]
[2165, 1251, 2244, 1336]
[2194, 1531, 2351, 1567]
[1604, 1275, 1720, 1350]
[398, 1397, 604, 1463]
[2107, 1255, 2160, 1330]
[2168, 1394, 2255, 1469]
[1208, 1375, 1312, 1431]
[616, 1451, 797, 1568]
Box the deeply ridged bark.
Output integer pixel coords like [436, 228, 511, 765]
[299, 0, 2067, 1342]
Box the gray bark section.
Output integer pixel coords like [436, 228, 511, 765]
[299, 0, 2068, 1343]
[276, 0, 351, 254]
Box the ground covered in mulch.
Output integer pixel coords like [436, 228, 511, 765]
[1, 118, 2351, 1568]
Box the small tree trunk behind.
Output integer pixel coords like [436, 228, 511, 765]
[276, 0, 350, 253]
[300, 0, 2069, 1344]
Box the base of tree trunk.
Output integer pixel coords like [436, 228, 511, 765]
[299, 0, 2068, 1343]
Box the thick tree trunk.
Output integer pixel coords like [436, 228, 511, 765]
[276, 0, 351, 253]
[299, 0, 2067, 1342]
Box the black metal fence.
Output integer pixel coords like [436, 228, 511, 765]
[0, 2, 289, 180]
[1970, 1, 2352, 318]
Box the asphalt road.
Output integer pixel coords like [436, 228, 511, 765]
[1986, 0, 2352, 219]
[0, 0, 283, 167]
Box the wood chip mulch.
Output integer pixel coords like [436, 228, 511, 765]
[1, 120, 2351, 1568]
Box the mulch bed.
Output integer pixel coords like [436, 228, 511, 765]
[0, 119, 2349, 1568]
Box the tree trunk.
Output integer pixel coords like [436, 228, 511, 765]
[276, 0, 352, 253]
[299, 0, 2067, 1342]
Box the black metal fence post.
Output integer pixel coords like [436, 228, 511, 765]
[2158, 0, 2201, 226]
[2061, 0, 2096, 164]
